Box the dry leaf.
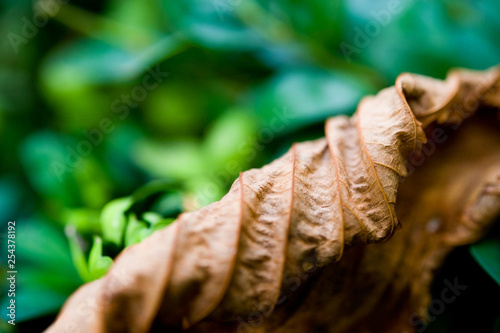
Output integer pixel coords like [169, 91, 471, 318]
[46, 67, 500, 333]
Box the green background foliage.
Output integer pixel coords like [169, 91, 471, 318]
[0, 0, 499, 331]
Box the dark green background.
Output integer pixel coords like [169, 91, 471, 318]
[0, 0, 499, 331]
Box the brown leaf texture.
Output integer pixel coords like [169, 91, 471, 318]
[46, 67, 500, 333]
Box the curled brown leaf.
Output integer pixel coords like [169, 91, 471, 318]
[46, 67, 500, 333]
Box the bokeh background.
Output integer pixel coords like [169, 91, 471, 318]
[1, 0, 500, 331]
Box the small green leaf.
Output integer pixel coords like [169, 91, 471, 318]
[151, 218, 175, 232]
[88, 236, 113, 280]
[470, 238, 500, 286]
[62, 208, 101, 235]
[142, 212, 163, 225]
[100, 197, 133, 246]
[66, 226, 90, 282]
[124, 214, 152, 247]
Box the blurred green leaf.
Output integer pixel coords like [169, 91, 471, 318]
[160, 0, 265, 51]
[185, 175, 226, 208]
[183, 19, 264, 51]
[151, 218, 175, 232]
[100, 197, 133, 246]
[103, 123, 145, 190]
[132, 139, 205, 180]
[106, 0, 164, 34]
[142, 212, 163, 225]
[66, 226, 91, 282]
[128, 180, 185, 221]
[142, 83, 207, 137]
[150, 191, 184, 217]
[62, 208, 101, 235]
[40, 85, 111, 131]
[73, 158, 112, 209]
[15, 218, 82, 294]
[131, 179, 179, 203]
[124, 214, 151, 247]
[88, 236, 113, 280]
[41, 36, 183, 87]
[470, 238, 500, 286]
[20, 131, 112, 209]
[352, 0, 500, 81]
[19, 132, 80, 207]
[16, 218, 79, 274]
[251, 67, 376, 133]
[264, 0, 345, 51]
[16, 266, 79, 295]
[0, 177, 22, 223]
[203, 109, 259, 173]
